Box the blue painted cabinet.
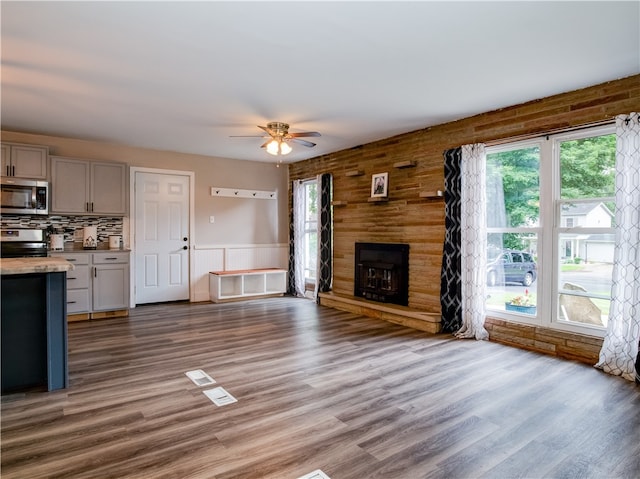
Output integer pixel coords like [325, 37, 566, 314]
[1, 272, 68, 393]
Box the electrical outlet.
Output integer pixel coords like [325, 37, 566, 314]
[209, 216, 215, 224]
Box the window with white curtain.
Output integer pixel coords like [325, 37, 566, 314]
[485, 125, 616, 337]
[301, 179, 318, 287]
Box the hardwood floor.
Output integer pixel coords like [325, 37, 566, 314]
[2, 297, 639, 479]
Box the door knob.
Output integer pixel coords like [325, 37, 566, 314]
[183, 245, 188, 250]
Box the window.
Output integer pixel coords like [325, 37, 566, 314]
[556, 131, 616, 331]
[486, 143, 540, 315]
[485, 126, 616, 336]
[301, 179, 318, 288]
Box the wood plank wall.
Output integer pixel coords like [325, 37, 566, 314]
[288, 75, 640, 363]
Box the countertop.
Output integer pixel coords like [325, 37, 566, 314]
[49, 243, 131, 254]
[0, 257, 75, 275]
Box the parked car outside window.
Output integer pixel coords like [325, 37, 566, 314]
[487, 249, 537, 286]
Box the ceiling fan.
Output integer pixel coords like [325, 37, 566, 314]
[231, 122, 321, 158]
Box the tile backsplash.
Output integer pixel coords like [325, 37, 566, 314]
[1, 215, 125, 245]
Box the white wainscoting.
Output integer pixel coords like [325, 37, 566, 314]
[193, 244, 288, 302]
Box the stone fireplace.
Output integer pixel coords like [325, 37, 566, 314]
[354, 242, 409, 306]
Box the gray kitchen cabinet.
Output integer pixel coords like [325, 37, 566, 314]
[92, 253, 129, 311]
[62, 253, 91, 314]
[51, 156, 127, 215]
[1, 142, 49, 179]
[51, 251, 130, 320]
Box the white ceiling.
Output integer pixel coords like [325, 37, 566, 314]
[2, 1, 639, 164]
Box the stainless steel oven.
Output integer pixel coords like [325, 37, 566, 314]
[1, 178, 49, 215]
[0, 229, 49, 258]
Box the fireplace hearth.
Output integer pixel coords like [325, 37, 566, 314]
[354, 242, 409, 306]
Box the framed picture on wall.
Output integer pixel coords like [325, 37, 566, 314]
[371, 172, 388, 198]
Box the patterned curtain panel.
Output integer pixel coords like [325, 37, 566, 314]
[314, 173, 333, 302]
[287, 190, 296, 295]
[596, 112, 640, 382]
[440, 147, 462, 333]
[456, 144, 489, 340]
[288, 180, 306, 297]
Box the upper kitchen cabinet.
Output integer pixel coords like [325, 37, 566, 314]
[51, 157, 127, 215]
[1, 142, 49, 179]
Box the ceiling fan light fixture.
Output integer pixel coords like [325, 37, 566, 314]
[280, 141, 292, 155]
[266, 138, 292, 156]
[266, 139, 280, 155]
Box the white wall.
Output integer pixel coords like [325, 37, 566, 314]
[2, 130, 289, 244]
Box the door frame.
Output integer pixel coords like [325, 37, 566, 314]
[128, 167, 196, 307]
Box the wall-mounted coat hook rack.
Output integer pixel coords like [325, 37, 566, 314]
[211, 187, 278, 200]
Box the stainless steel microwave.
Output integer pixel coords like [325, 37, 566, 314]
[1, 178, 49, 215]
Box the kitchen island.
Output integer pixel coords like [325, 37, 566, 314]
[1, 257, 73, 393]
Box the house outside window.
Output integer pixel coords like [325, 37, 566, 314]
[485, 125, 616, 337]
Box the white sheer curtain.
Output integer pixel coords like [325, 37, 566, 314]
[456, 143, 489, 340]
[291, 180, 307, 297]
[596, 113, 640, 381]
[314, 173, 333, 302]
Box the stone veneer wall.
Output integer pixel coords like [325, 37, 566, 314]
[288, 75, 639, 365]
[483, 318, 604, 365]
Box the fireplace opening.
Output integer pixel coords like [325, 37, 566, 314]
[354, 242, 409, 306]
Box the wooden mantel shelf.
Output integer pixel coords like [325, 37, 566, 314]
[367, 197, 389, 203]
[318, 292, 441, 334]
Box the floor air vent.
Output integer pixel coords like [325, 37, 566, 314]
[203, 386, 237, 406]
[297, 470, 331, 479]
[185, 369, 216, 387]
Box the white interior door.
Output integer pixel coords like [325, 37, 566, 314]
[134, 171, 190, 304]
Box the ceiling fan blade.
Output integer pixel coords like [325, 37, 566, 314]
[257, 125, 271, 134]
[229, 135, 267, 138]
[290, 138, 317, 147]
[288, 131, 321, 138]
[260, 140, 271, 148]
